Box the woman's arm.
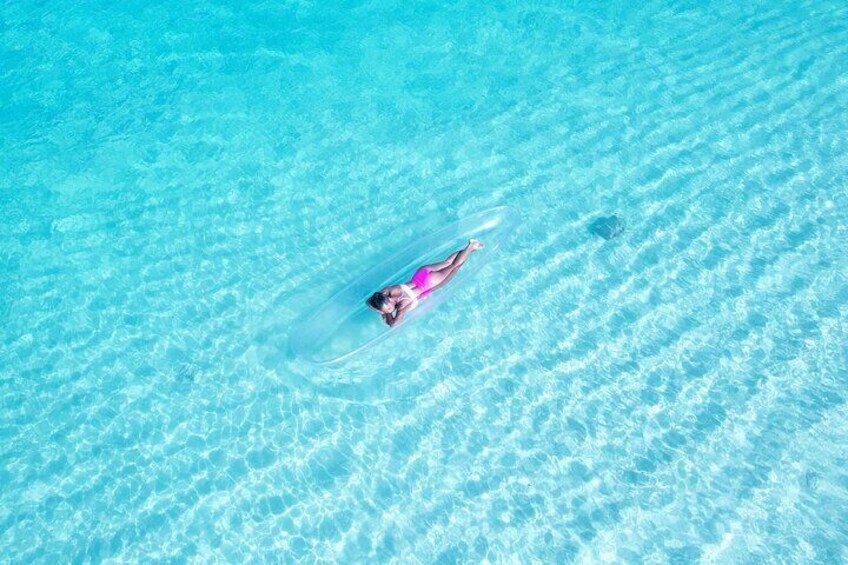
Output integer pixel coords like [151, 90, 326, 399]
[388, 303, 409, 327]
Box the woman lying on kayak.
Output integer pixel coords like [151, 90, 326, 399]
[366, 239, 484, 326]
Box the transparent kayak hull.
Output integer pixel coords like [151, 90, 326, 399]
[288, 206, 519, 365]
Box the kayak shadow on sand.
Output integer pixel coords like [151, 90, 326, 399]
[588, 214, 625, 240]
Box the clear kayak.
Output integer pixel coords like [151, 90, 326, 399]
[288, 206, 519, 366]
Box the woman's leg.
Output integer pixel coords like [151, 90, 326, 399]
[425, 240, 482, 290]
[422, 250, 461, 271]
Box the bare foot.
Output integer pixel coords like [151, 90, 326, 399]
[468, 238, 484, 251]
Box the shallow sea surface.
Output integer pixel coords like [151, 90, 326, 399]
[3, 0, 848, 562]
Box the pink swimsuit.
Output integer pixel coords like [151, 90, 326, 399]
[410, 267, 434, 298]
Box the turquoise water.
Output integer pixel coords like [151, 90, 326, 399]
[3, 0, 848, 561]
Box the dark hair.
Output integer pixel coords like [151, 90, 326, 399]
[367, 292, 388, 311]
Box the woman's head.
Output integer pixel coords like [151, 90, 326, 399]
[366, 291, 392, 314]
